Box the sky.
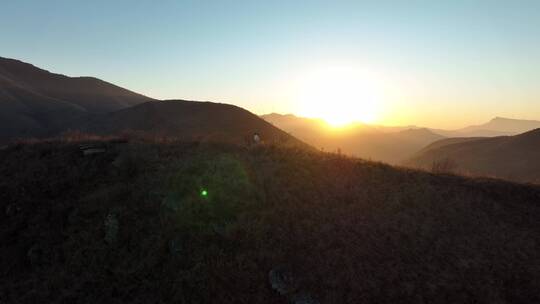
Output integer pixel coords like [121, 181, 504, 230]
[1, 0, 540, 128]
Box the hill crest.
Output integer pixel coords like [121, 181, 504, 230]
[407, 128, 540, 183]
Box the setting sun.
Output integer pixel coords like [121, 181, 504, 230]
[296, 67, 382, 126]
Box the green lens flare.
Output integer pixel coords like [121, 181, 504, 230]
[200, 189, 208, 197]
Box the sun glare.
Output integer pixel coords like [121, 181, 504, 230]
[296, 67, 382, 127]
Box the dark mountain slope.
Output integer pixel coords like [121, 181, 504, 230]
[414, 137, 486, 152]
[0, 57, 152, 112]
[407, 128, 540, 183]
[1, 141, 539, 303]
[0, 57, 153, 142]
[82, 100, 306, 146]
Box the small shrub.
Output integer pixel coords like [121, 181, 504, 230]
[431, 157, 457, 174]
[104, 212, 119, 244]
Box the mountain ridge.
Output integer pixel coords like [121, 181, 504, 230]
[78, 100, 308, 147]
[0, 56, 154, 142]
[262, 112, 444, 163]
[407, 128, 540, 183]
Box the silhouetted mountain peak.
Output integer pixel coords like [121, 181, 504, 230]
[0, 56, 67, 81]
[81, 99, 308, 147]
[455, 116, 540, 136]
[0, 57, 153, 111]
[490, 116, 523, 123]
[0, 57, 154, 142]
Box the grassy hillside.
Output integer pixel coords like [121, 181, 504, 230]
[80, 100, 306, 147]
[1, 139, 539, 303]
[407, 128, 540, 184]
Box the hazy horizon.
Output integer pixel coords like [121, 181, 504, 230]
[2, 1, 540, 128]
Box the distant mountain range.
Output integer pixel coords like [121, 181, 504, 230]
[262, 113, 540, 164]
[406, 128, 540, 183]
[430, 117, 540, 137]
[262, 113, 444, 164]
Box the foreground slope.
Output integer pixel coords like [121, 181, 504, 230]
[1, 140, 539, 303]
[82, 100, 304, 146]
[408, 128, 540, 183]
[0, 57, 153, 141]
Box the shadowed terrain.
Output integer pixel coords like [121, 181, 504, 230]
[0, 57, 152, 142]
[79, 100, 305, 146]
[1, 139, 539, 303]
[407, 128, 540, 184]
